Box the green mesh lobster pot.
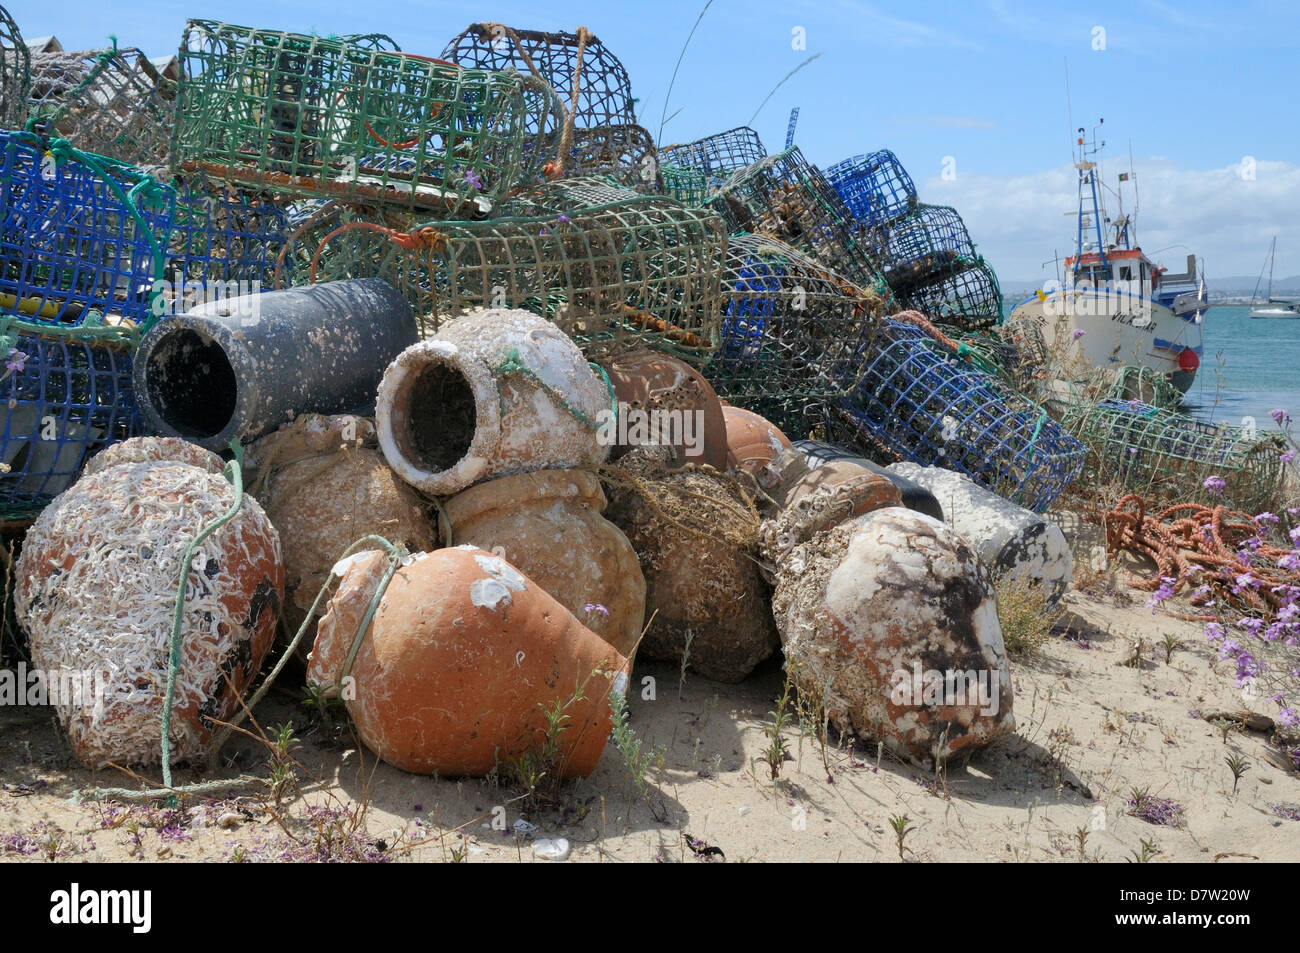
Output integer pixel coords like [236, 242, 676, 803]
[705, 232, 886, 438]
[660, 126, 767, 194]
[895, 256, 1003, 332]
[171, 20, 559, 216]
[0, 131, 174, 331]
[861, 203, 974, 295]
[441, 23, 655, 185]
[828, 316, 1086, 512]
[660, 164, 710, 205]
[1108, 363, 1184, 412]
[1058, 397, 1285, 512]
[0, 317, 142, 518]
[295, 178, 727, 362]
[707, 147, 892, 302]
[26, 46, 176, 168]
[0, 5, 28, 128]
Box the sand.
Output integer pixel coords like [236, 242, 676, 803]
[2, 525, 1298, 863]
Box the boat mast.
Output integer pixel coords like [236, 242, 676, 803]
[1074, 120, 1108, 279]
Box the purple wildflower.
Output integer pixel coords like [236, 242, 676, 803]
[556, 214, 571, 223]
[5, 349, 26, 374]
[1203, 475, 1227, 495]
[463, 169, 483, 190]
[583, 603, 610, 617]
[1072, 328, 1086, 340]
[1272, 408, 1291, 427]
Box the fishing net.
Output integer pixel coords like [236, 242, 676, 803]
[0, 131, 174, 331]
[824, 150, 916, 228]
[442, 23, 636, 129]
[441, 23, 640, 179]
[894, 256, 1003, 331]
[0, 316, 142, 518]
[862, 204, 974, 293]
[707, 147, 892, 299]
[172, 19, 559, 215]
[163, 174, 289, 308]
[659, 126, 766, 193]
[292, 178, 727, 361]
[26, 45, 176, 168]
[705, 232, 887, 438]
[826, 314, 1087, 512]
[660, 163, 710, 205]
[0, 5, 28, 128]
[1108, 363, 1184, 411]
[1059, 395, 1285, 513]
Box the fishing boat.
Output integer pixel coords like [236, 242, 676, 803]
[1249, 237, 1300, 318]
[1008, 121, 1208, 393]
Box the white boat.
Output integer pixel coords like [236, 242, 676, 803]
[1007, 122, 1207, 393]
[1248, 237, 1300, 318]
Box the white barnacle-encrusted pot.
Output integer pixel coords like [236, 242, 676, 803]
[376, 308, 612, 495]
[765, 499, 1013, 768]
[14, 460, 284, 768]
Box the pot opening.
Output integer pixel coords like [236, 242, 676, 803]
[404, 360, 476, 473]
[144, 328, 238, 440]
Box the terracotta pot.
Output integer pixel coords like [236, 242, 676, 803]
[247, 414, 436, 652]
[83, 436, 226, 478]
[598, 349, 727, 471]
[376, 308, 611, 495]
[721, 405, 791, 475]
[765, 449, 902, 518]
[306, 546, 627, 777]
[443, 469, 645, 660]
[15, 461, 284, 768]
[769, 506, 1012, 768]
[604, 466, 778, 682]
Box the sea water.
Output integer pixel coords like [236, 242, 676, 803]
[1183, 305, 1300, 432]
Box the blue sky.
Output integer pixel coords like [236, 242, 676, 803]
[6, 0, 1297, 280]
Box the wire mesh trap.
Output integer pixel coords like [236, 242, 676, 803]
[0, 131, 175, 331]
[26, 45, 177, 168]
[0, 4, 28, 128]
[824, 150, 917, 229]
[827, 316, 1087, 511]
[705, 232, 887, 438]
[894, 257, 1003, 332]
[163, 174, 290, 306]
[172, 19, 559, 216]
[861, 204, 974, 294]
[1058, 396, 1285, 513]
[707, 147, 891, 299]
[1108, 363, 1184, 412]
[298, 179, 728, 361]
[0, 316, 141, 517]
[660, 126, 767, 193]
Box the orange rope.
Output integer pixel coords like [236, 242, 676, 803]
[309, 222, 448, 284]
[1094, 493, 1298, 619]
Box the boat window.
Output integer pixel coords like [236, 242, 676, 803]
[1119, 266, 1132, 280]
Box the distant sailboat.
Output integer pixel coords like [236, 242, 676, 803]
[1249, 237, 1300, 318]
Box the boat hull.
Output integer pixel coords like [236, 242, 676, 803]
[1008, 289, 1204, 393]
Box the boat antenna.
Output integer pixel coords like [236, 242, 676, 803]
[1128, 139, 1138, 246]
[1064, 58, 1075, 162]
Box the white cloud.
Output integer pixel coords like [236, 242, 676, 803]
[917, 157, 1300, 281]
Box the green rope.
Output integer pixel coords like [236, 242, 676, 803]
[1024, 408, 1048, 464]
[489, 348, 617, 429]
[160, 452, 245, 802]
[19, 133, 174, 332]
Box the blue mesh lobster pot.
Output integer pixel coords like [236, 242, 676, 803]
[707, 232, 887, 437]
[162, 175, 289, 315]
[660, 126, 767, 194]
[707, 147, 892, 300]
[864, 204, 974, 293]
[895, 257, 1003, 331]
[825, 150, 916, 228]
[0, 317, 141, 516]
[830, 318, 1085, 511]
[0, 131, 173, 329]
